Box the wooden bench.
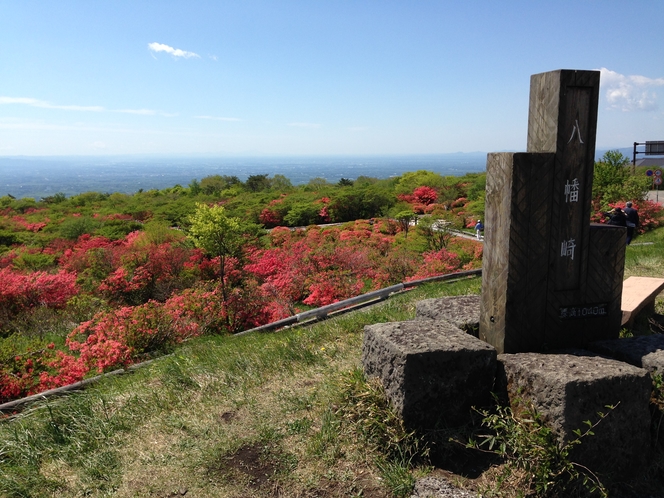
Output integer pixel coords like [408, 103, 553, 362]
[621, 276, 664, 328]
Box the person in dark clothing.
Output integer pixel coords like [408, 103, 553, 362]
[603, 207, 627, 227]
[624, 201, 639, 244]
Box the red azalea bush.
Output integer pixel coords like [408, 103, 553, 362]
[259, 208, 282, 227]
[406, 248, 462, 281]
[1, 211, 487, 403]
[413, 186, 438, 205]
[0, 267, 79, 329]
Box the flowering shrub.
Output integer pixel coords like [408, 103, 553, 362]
[0, 268, 79, 329]
[0, 339, 56, 402]
[0, 204, 488, 403]
[406, 248, 462, 281]
[303, 270, 365, 306]
[259, 208, 283, 227]
[413, 186, 438, 205]
[63, 295, 211, 377]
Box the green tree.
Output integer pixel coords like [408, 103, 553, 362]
[395, 210, 417, 239]
[245, 174, 271, 192]
[188, 179, 202, 196]
[199, 175, 241, 195]
[59, 216, 100, 240]
[269, 174, 294, 192]
[395, 170, 445, 195]
[416, 215, 456, 250]
[305, 177, 331, 190]
[187, 203, 244, 301]
[593, 150, 649, 205]
[283, 202, 320, 226]
[42, 192, 67, 204]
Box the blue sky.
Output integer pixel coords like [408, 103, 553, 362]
[1, 0, 663, 156]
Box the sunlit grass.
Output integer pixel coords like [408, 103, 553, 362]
[0, 278, 481, 497]
[2, 224, 663, 497]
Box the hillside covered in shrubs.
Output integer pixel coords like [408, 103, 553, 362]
[2, 151, 662, 405]
[0, 170, 486, 403]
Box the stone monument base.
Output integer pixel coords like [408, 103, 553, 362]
[362, 295, 655, 478]
[362, 319, 496, 429]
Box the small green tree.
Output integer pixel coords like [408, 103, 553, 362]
[395, 210, 417, 239]
[269, 174, 294, 192]
[245, 174, 271, 192]
[187, 203, 244, 301]
[188, 179, 202, 196]
[416, 215, 456, 250]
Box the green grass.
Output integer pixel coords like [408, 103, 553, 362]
[624, 227, 664, 279]
[0, 278, 480, 497]
[4, 226, 664, 498]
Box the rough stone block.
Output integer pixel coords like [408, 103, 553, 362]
[362, 320, 496, 429]
[589, 334, 664, 376]
[415, 295, 481, 337]
[498, 352, 651, 477]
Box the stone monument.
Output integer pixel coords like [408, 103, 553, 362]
[362, 69, 653, 481]
[479, 69, 626, 354]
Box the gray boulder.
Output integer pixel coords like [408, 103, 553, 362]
[362, 320, 496, 429]
[498, 352, 651, 477]
[589, 334, 664, 376]
[415, 295, 481, 337]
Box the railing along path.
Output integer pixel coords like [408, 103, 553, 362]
[0, 268, 482, 414]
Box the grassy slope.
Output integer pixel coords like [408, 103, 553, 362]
[2, 228, 664, 498]
[0, 277, 481, 498]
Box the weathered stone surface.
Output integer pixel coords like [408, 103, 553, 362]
[415, 295, 480, 337]
[362, 320, 496, 429]
[589, 334, 664, 375]
[498, 352, 651, 476]
[481, 70, 626, 354]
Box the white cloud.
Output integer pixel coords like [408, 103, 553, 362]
[208, 54, 218, 61]
[116, 108, 156, 115]
[0, 96, 173, 116]
[91, 141, 107, 149]
[288, 122, 321, 129]
[195, 115, 241, 122]
[0, 96, 104, 112]
[148, 42, 200, 59]
[598, 68, 664, 112]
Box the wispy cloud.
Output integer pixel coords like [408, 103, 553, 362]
[208, 54, 218, 61]
[0, 96, 173, 116]
[116, 108, 156, 115]
[148, 42, 200, 59]
[598, 68, 664, 112]
[0, 96, 104, 112]
[288, 122, 321, 129]
[195, 115, 241, 122]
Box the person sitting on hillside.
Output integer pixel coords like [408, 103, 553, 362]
[624, 201, 639, 244]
